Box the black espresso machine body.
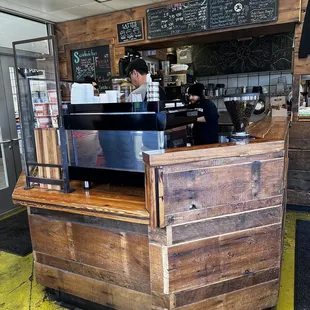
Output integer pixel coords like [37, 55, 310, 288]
[63, 102, 198, 185]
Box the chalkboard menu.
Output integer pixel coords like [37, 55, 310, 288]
[71, 45, 111, 85]
[117, 19, 144, 43]
[147, 0, 278, 39]
[192, 31, 293, 76]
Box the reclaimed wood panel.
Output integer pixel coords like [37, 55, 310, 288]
[171, 206, 282, 244]
[29, 214, 150, 290]
[145, 167, 158, 228]
[162, 159, 284, 227]
[168, 224, 281, 293]
[161, 151, 284, 174]
[287, 189, 310, 205]
[143, 141, 285, 167]
[165, 195, 283, 226]
[30, 207, 148, 235]
[148, 226, 172, 246]
[35, 252, 150, 294]
[175, 280, 279, 310]
[152, 293, 176, 310]
[288, 169, 310, 190]
[289, 122, 310, 150]
[174, 268, 280, 308]
[149, 244, 169, 295]
[35, 263, 151, 310]
[289, 149, 310, 170]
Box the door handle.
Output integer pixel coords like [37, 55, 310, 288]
[11, 138, 21, 141]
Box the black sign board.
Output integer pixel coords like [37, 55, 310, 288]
[192, 31, 293, 76]
[147, 0, 278, 39]
[117, 19, 144, 43]
[71, 45, 111, 85]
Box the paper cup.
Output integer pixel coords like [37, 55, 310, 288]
[99, 93, 109, 103]
[106, 90, 119, 103]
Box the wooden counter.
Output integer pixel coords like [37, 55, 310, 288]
[13, 116, 289, 310]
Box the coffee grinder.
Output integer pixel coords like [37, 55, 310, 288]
[223, 93, 260, 143]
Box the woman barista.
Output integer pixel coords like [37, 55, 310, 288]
[188, 83, 219, 145]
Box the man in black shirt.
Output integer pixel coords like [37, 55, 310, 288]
[188, 83, 219, 145]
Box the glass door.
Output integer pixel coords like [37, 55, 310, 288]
[0, 55, 22, 214]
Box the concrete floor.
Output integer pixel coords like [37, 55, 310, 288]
[0, 209, 308, 310]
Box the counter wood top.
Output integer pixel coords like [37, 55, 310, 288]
[13, 175, 149, 225]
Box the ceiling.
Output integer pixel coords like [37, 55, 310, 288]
[0, 0, 164, 23]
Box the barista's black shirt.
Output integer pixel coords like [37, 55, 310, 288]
[192, 99, 219, 145]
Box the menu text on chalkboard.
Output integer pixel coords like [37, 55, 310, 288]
[117, 19, 144, 43]
[71, 45, 111, 85]
[147, 0, 278, 40]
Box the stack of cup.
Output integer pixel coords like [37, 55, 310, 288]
[147, 82, 160, 102]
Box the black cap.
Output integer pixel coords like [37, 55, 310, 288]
[188, 83, 205, 97]
[126, 58, 148, 76]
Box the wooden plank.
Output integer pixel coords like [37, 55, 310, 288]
[161, 151, 284, 174]
[35, 252, 150, 294]
[162, 159, 284, 220]
[287, 189, 310, 206]
[168, 224, 281, 293]
[13, 175, 149, 225]
[143, 141, 285, 167]
[165, 195, 283, 226]
[264, 121, 289, 141]
[288, 149, 310, 170]
[175, 280, 279, 310]
[145, 167, 158, 228]
[175, 268, 280, 307]
[34, 129, 47, 189]
[171, 206, 282, 244]
[30, 207, 148, 236]
[35, 263, 151, 310]
[289, 121, 310, 149]
[29, 214, 150, 288]
[41, 128, 61, 190]
[288, 169, 310, 190]
[149, 244, 169, 295]
[247, 117, 274, 138]
[158, 169, 165, 228]
[152, 293, 175, 310]
[149, 226, 172, 246]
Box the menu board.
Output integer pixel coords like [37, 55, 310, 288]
[192, 31, 293, 76]
[147, 1, 208, 39]
[117, 19, 144, 43]
[147, 0, 278, 39]
[71, 45, 111, 84]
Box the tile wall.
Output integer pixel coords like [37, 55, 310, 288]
[197, 70, 293, 111]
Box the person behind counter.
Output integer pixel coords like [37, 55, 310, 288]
[126, 58, 166, 101]
[188, 83, 219, 145]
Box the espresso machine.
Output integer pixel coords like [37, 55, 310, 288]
[223, 93, 260, 143]
[118, 51, 141, 77]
